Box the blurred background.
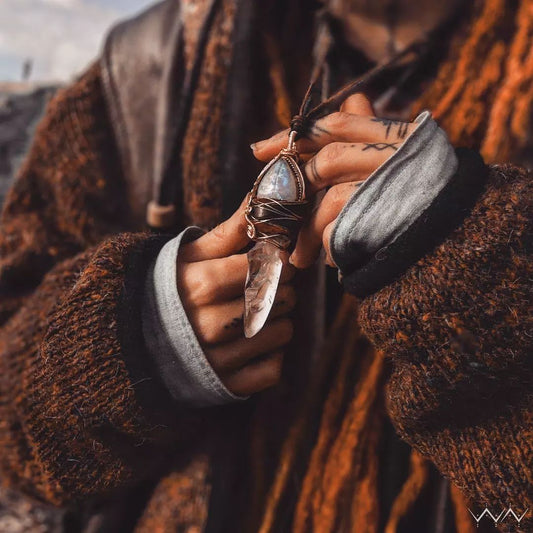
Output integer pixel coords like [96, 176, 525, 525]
[1, 0, 153, 82]
[0, 4, 150, 526]
[0, 0, 153, 210]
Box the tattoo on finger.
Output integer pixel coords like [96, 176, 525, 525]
[371, 117, 409, 140]
[310, 124, 331, 138]
[224, 315, 243, 330]
[308, 157, 322, 183]
[362, 142, 399, 151]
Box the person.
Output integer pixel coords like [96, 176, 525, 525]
[0, 0, 531, 531]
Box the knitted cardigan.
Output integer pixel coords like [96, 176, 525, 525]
[0, 10, 532, 533]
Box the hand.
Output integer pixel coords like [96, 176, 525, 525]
[177, 200, 295, 397]
[252, 94, 417, 268]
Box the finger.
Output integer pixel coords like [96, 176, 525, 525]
[179, 253, 248, 305]
[323, 220, 337, 267]
[222, 352, 284, 396]
[304, 141, 397, 193]
[206, 318, 293, 372]
[290, 184, 356, 269]
[192, 284, 296, 345]
[180, 197, 250, 262]
[251, 92, 375, 163]
[179, 254, 295, 305]
[252, 113, 414, 162]
[340, 93, 374, 115]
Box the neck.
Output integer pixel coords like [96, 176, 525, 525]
[324, 0, 463, 63]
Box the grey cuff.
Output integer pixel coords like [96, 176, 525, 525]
[142, 227, 247, 407]
[330, 111, 458, 276]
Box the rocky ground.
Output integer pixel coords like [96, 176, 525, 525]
[0, 82, 58, 208]
[0, 487, 64, 533]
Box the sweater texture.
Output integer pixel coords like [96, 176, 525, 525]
[0, 1, 531, 531]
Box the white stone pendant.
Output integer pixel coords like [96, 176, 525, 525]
[253, 152, 305, 203]
[244, 138, 306, 338]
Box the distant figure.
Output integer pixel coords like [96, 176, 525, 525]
[22, 59, 32, 82]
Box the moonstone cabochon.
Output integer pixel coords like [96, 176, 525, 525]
[256, 158, 298, 201]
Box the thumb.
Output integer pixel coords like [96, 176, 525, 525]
[179, 196, 251, 262]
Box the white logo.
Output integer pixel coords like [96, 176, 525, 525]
[468, 507, 529, 527]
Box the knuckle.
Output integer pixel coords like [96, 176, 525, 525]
[321, 141, 344, 161]
[228, 253, 248, 276]
[191, 284, 212, 306]
[185, 264, 215, 305]
[325, 186, 346, 209]
[178, 263, 195, 300]
[345, 94, 361, 106]
[190, 309, 218, 346]
[211, 221, 227, 242]
[199, 316, 219, 345]
[327, 111, 352, 130]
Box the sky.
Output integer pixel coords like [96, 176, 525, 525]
[0, 0, 155, 82]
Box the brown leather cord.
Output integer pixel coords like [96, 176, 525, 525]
[290, 38, 426, 140]
[251, 16, 426, 250]
[150, 3, 425, 229]
[246, 197, 309, 251]
[255, 17, 434, 533]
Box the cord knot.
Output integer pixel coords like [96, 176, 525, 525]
[290, 114, 310, 138]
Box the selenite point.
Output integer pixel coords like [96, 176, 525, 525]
[256, 159, 298, 201]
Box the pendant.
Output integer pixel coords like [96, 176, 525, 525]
[244, 132, 307, 338]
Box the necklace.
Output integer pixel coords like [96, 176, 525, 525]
[243, 20, 424, 338]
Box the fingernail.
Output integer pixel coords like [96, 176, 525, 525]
[253, 139, 267, 151]
[250, 143, 256, 151]
[289, 254, 303, 269]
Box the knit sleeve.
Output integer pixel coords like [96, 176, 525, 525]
[0, 63, 204, 505]
[358, 165, 532, 524]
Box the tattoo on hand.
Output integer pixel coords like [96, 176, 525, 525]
[308, 157, 322, 183]
[224, 315, 244, 330]
[362, 142, 399, 151]
[310, 124, 331, 138]
[371, 117, 409, 139]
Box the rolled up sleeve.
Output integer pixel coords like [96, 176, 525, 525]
[142, 227, 247, 407]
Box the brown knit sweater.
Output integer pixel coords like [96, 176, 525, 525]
[0, 64, 210, 508]
[360, 163, 532, 524]
[0, 29, 532, 533]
